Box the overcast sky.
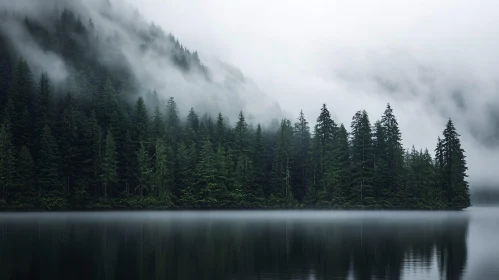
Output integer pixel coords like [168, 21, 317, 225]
[127, 0, 499, 187]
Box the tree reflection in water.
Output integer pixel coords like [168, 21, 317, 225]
[0, 212, 469, 280]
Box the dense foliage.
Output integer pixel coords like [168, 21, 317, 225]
[0, 10, 471, 210]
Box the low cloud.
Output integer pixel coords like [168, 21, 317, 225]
[2, 0, 498, 188]
[132, 0, 499, 188]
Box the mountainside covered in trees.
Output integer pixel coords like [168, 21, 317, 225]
[0, 0, 283, 124]
[0, 1, 471, 210]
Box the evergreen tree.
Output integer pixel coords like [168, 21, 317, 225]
[9, 58, 34, 147]
[234, 111, 250, 194]
[187, 107, 199, 132]
[272, 119, 294, 203]
[14, 145, 35, 198]
[89, 111, 103, 197]
[33, 73, 53, 160]
[434, 136, 445, 204]
[405, 147, 437, 208]
[292, 110, 310, 202]
[373, 120, 389, 204]
[165, 97, 180, 146]
[441, 119, 470, 209]
[312, 104, 337, 205]
[38, 72, 52, 122]
[101, 130, 117, 200]
[133, 97, 149, 146]
[250, 124, 265, 204]
[38, 124, 61, 195]
[195, 137, 218, 207]
[58, 92, 77, 195]
[175, 142, 191, 205]
[0, 121, 15, 201]
[213, 143, 229, 205]
[420, 148, 438, 207]
[381, 104, 404, 205]
[153, 138, 172, 202]
[234, 111, 248, 156]
[350, 110, 374, 206]
[178, 143, 198, 206]
[136, 141, 151, 197]
[184, 108, 199, 146]
[215, 112, 225, 145]
[151, 105, 165, 141]
[335, 124, 351, 206]
[97, 78, 117, 130]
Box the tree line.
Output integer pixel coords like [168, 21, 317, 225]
[0, 57, 471, 210]
[0, 8, 471, 210]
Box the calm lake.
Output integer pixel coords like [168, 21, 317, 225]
[0, 207, 498, 280]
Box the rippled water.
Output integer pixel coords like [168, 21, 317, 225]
[0, 207, 498, 280]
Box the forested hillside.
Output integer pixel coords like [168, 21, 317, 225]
[0, 4, 471, 210]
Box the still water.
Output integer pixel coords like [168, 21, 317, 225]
[0, 207, 498, 280]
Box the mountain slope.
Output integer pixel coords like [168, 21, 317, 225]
[0, 0, 284, 122]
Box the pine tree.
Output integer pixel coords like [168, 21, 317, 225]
[381, 104, 404, 205]
[133, 97, 149, 146]
[0, 121, 15, 201]
[213, 143, 229, 205]
[234, 111, 250, 194]
[373, 120, 389, 204]
[14, 146, 35, 198]
[109, 99, 131, 196]
[89, 111, 103, 197]
[195, 137, 218, 207]
[97, 78, 117, 130]
[184, 108, 199, 147]
[72, 110, 95, 202]
[215, 112, 225, 145]
[154, 137, 172, 202]
[272, 119, 294, 203]
[136, 141, 151, 197]
[434, 136, 445, 205]
[350, 110, 374, 206]
[38, 124, 61, 195]
[405, 145, 419, 207]
[335, 124, 351, 206]
[101, 130, 117, 200]
[151, 105, 165, 142]
[178, 143, 198, 206]
[405, 147, 437, 208]
[18, 106, 31, 148]
[33, 73, 53, 160]
[187, 107, 199, 132]
[441, 119, 470, 209]
[234, 111, 248, 156]
[250, 124, 265, 204]
[421, 148, 438, 207]
[165, 97, 180, 146]
[313, 104, 337, 205]
[58, 92, 77, 195]
[0, 47, 12, 112]
[175, 142, 191, 203]
[292, 110, 310, 202]
[9, 58, 34, 147]
[38, 72, 52, 122]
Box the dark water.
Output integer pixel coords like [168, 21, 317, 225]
[0, 208, 498, 280]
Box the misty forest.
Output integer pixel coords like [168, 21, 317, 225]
[0, 5, 471, 211]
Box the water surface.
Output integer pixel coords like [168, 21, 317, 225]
[1, 207, 498, 280]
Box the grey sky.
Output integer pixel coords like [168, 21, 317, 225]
[129, 0, 499, 188]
